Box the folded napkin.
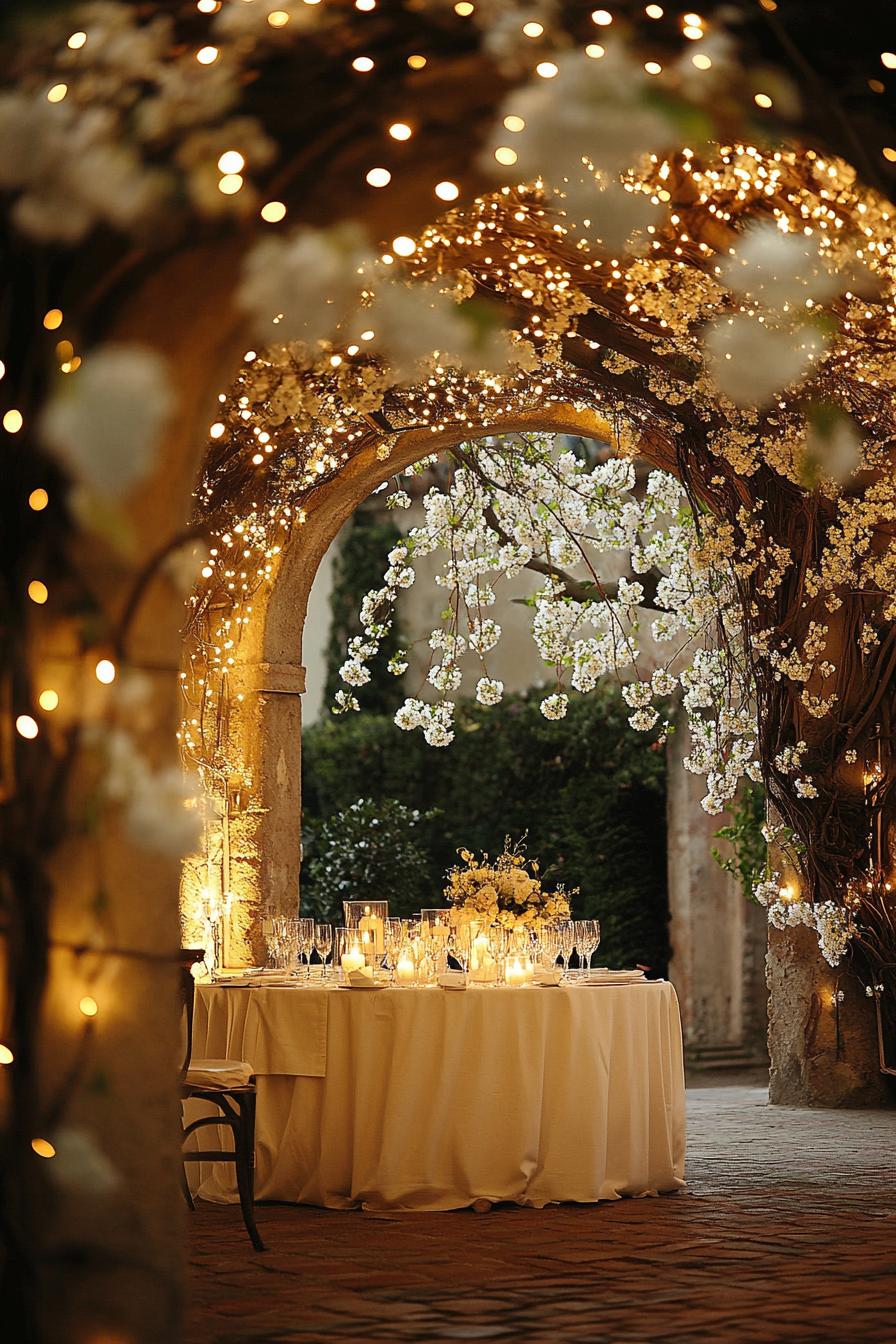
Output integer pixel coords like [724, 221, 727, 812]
[582, 969, 646, 985]
[347, 966, 376, 987]
[438, 972, 467, 991]
[531, 966, 563, 986]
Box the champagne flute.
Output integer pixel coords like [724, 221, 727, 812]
[314, 923, 333, 980]
[575, 919, 599, 979]
[297, 917, 315, 979]
[383, 918, 403, 982]
[555, 920, 574, 980]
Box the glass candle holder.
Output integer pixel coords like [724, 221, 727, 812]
[343, 901, 389, 958]
[336, 926, 373, 981]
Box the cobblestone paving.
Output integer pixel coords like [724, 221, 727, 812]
[186, 1078, 896, 1343]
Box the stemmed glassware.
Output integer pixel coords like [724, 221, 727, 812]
[383, 919, 404, 982]
[314, 923, 333, 980]
[555, 920, 574, 980]
[447, 924, 471, 976]
[574, 919, 600, 979]
[296, 917, 315, 979]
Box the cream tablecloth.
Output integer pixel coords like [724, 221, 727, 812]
[188, 980, 685, 1211]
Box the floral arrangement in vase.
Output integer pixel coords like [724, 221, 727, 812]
[444, 837, 574, 931]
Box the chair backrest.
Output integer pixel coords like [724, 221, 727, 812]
[178, 948, 206, 1077]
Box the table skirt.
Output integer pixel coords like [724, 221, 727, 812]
[187, 980, 686, 1211]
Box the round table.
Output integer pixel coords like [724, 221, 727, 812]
[188, 979, 685, 1211]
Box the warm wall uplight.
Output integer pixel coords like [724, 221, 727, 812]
[79, 996, 99, 1018]
[388, 122, 412, 140]
[366, 167, 392, 187]
[32, 1139, 56, 1159]
[435, 180, 460, 201]
[28, 580, 49, 605]
[16, 716, 39, 740]
[392, 236, 416, 257]
[43, 308, 63, 330]
[95, 659, 116, 685]
[29, 488, 49, 511]
[260, 200, 287, 222]
[38, 690, 59, 711]
[3, 409, 23, 433]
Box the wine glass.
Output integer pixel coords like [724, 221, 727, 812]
[383, 918, 403, 982]
[296, 917, 315, 979]
[448, 924, 471, 976]
[555, 920, 574, 979]
[314, 923, 333, 980]
[575, 919, 599, 979]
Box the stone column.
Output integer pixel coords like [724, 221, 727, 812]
[666, 721, 769, 1068]
[767, 924, 893, 1107]
[219, 660, 305, 965]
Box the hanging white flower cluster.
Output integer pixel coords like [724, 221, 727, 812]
[336, 432, 758, 813]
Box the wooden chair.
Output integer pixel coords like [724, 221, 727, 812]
[179, 951, 265, 1251]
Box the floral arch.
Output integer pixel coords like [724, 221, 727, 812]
[180, 146, 896, 1016]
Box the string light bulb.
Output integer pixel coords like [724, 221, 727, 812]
[352, 56, 374, 72]
[67, 31, 87, 47]
[366, 167, 391, 187]
[38, 690, 59, 711]
[435, 181, 460, 201]
[0, 1045, 13, 1065]
[392, 236, 416, 257]
[47, 84, 67, 103]
[27, 581, 48, 605]
[79, 996, 99, 1018]
[43, 309, 63, 331]
[260, 201, 287, 222]
[196, 46, 218, 64]
[32, 1139, 56, 1159]
[16, 715, 39, 740]
[29, 488, 49, 511]
[217, 150, 245, 174]
[3, 409, 23, 433]
[95, 659, 116, 685]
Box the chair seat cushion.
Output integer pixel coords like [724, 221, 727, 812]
[186, 1057, 254, 1089]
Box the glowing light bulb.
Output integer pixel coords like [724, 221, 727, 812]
[455, 1, 474, 13]
[4, 410, 23, 434]
[268, 9, 290, 24]
[366, 167, 392, 187]
[692, 53, 712, 69]
[494, 146, 518, 166]
[503, 114, 525, 131]
[28, 580, 48, 605]
[32, 1138, 56, 1159]
[43, 309, 63, 331]
[79, 996, 99, 1018]
[68, 31, 87, 48]
[218, 173, 243, 195]
[392, 236, 416, 257]
[352, 56, 374, 72]
[585, 44, 605, 57]
[47, 84, 67, 103]
[644, 61, 662, 75]
[0, 1045, 13, 1065]
[682, 25, 702, 39]
[196, 46, 218, 64]
[407, 54, 427, 69]
[356, 0, 376, 9]
[591, 9, 612, 24]
[522, 21, 543, 36]
[95, 659, 116, 685]
[29, 488, 49, 511]
[261, 200, 287, 222]
[388, 122, 412, 141]
[645, 4, 663, 15]
[754, 92, 773, 108]
[217, 150, 245, 174]
[16, 715, 38, 740]
[536, 61, 558, 78]
[39, 689, 59, 711]
[435, 180, 460, 201]
[881, 52, 896, 69]
[210, 422, 225, 439]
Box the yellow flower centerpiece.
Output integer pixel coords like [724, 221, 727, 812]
[444, 837, 574, 932]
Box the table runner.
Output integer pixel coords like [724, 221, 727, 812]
[189, 980, 685, 1211]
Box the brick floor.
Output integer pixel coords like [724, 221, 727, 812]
[186, 1076, 896, 1343]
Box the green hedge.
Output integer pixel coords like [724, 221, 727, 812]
[301, 684, 670, 974]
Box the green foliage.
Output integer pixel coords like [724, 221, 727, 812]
[323, 506, 405, 715]
[712, 781, 767, 901]
[300, 797, 437, 923]
[301, 684, 670, 972]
